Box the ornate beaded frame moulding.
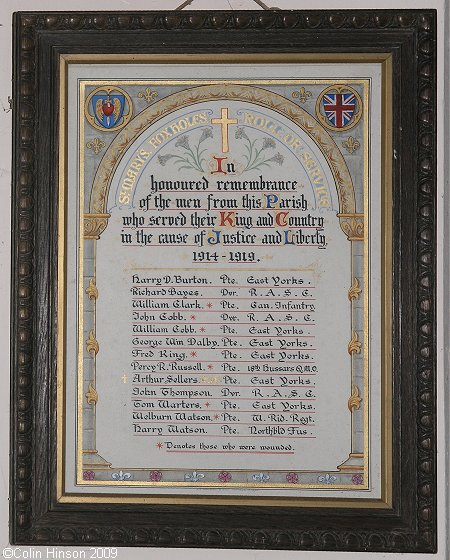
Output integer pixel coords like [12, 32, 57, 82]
[10, 9, 436, 553]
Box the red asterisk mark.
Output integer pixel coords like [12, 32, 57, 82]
[207, 364, 214, 370]
[156, 442, 163, 449]
[200, 327, 206, 332]
[204, 402, 210, 407]
[190, 315, 196, 320]
[206, 302, 213, 309]
[214, 414, 219, 420]
[190, 351, 197, 357]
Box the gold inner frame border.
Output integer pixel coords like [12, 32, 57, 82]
[57, 53, 392, 508]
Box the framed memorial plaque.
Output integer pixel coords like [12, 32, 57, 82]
[11, 9, 437, 552]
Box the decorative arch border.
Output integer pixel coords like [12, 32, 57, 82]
[84, 83, 361, 241]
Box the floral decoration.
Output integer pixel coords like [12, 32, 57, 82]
[111, 470, 132, 481]
[352, 473, 364, 485]
[252, 472, 270, 483]
[185, 471, 205, 482]
[149, 471, 163, 482]
[218, 471, 232, 483]
[286, 472, 299, 484]
[235, 127, 284, 171]
[158, 128, 213, 172]
[317, 473, 337, 484]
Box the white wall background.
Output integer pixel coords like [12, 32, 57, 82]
[0, 1, 446, 559]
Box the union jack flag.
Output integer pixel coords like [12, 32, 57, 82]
[322, 92, 356, 128]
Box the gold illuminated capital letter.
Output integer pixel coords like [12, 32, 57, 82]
[211, 107, 238, 153]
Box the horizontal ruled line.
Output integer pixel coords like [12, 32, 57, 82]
[129, 373, 317, 377]
[133, 350, 316, 354]
[132, 411, 314, 415]
[132, 332, 316, 339]
[131, 285, 317, 289]
[124, 226, 322, 230]
[132, 397, 316, 401]
[133, 408, 317, 416]
[124, 358, 316, 366]
[132, 384, 316, 388]
[132, 208, 321, 211]
[132, 435, 316, 439]
[130, 322, 315, 326]
[130, 244, 321, 247]
[130, 268, 315, 271]
[135, 190, 306, 194]
[132, 297, 315, 300]
[140, 190, 303, 194]
[132, 422, 315, 425]
[131, 310, 316, 313]
[165, 451, 295, 454]
[132, 409, 314, 413]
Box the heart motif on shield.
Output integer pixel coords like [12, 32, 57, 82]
[85, 87, 133, 132]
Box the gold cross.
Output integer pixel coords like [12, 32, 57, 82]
[211, 108, 238, 153]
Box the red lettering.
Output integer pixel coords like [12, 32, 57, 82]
[211, 156, 227, 175]
[219, 211, 236, 227]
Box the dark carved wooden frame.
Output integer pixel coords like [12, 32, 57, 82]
[11, 9, 436, 552]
